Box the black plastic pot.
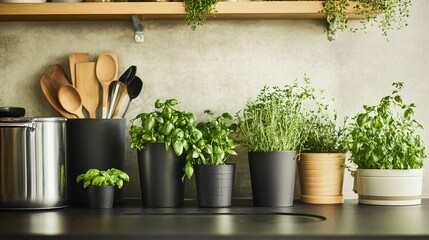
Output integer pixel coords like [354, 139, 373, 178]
[137, 143, 185, 208]
[195, 164, 235, 208]
[248, 151, 297, 207]
[67, 119, 126, 205]
[87, 186, 115, 209]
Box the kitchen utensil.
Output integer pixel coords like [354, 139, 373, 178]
[122, 76, 143, 117]
[0, 107, 25, 118]
[69, 53, 90, 87]
[106, 80, 126, 119]
[76, 62, 99, 118]
[113, 65, 136, 117]
[96, 52, 118, 118]
[114, 93, 129, 118]
[118, 65, 136, 85]
[58, 85, 85, 119]
[40, 64, 77, 119]
[0, 117, 67, 209]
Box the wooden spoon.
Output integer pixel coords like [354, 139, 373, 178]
[96, 52, 118, 118]
[58, 85, 85, 119]
[76, 62, 99, 118]
[40, 64, 77, 118]
[69, 53, 89, 87]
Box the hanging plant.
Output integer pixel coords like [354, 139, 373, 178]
[184, 0, 220, 30]
[323, 0, 412, 40]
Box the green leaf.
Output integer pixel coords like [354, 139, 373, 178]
[155, 99, 164, 108]
[173, 141, 184, 156]
[166, 99, 179, 106]
[76, 174, 85, 183]
[144, 116, 156, 131]
[162, 122, 175, 135]
[117, 179, 124, 189]
[222, 112, 233, 120]
[184, 162, 194, 180]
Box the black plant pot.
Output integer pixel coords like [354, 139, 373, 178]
[248, 151, 297, 207]
[137, 143, 185, 208]
[195, 164, 235, 208]
[87, 186, 115, 209]
[67, 119, 126, 205]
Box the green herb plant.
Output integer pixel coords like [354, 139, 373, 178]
[76, 168, 130, 189]
[185, 0, 219, 30]
[345, 82, 426, 170]
[302, 93, 347, 153]
[323, 0, 411, 40]
[130, 99, 202, 157]
[236, 76, 317, 153]
[183, 110, 238, 180]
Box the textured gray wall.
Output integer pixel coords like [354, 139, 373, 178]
[1, 1, 428, 200]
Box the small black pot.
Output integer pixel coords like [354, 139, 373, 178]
[87, 186, 115, 209]
[195, 164, 235, 208]
[137, 143, 185, 208]
[248, 151, 297, 207]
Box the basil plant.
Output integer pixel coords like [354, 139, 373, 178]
[130, 98, 202, 157]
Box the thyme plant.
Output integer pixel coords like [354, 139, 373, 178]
[302, 95, 347, 153]
[323, 0, 412, 40]
[236, 77, 316, 153]
[185, 0, 219, 30]
[345, 82, 426, 170]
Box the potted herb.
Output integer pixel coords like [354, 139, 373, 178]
[323, 0, 411, 40]
[76, 168, 130, 209]
[346, 82, 426, 205]
[184, 0, 219, 30]
[130, 98, 201, 207]
[184, 110, 238, 208]
[236, 77, 314, 207]
[299, 92, 347, 204]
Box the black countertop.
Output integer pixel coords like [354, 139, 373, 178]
[1, 199, 428, 240]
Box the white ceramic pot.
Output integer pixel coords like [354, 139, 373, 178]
[355, 169, 423, 206]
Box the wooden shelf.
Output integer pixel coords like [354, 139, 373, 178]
[0, 1, 362, 21]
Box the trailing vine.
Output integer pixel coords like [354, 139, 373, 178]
[323, 0, 412, 40]
[185, 0, 220, 30]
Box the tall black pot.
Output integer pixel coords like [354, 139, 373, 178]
[195, 164, 235, 208]
[248, 151, 297, 207]
[67, 119, 125, 205]
[137, 143, 185, 207]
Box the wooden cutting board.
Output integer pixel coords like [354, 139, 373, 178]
[75, 62, 99, 118]
[40, 64, 77, 119]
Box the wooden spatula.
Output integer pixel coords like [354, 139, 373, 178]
[76, 62, 99, 118]
[40, 64, 77, 119]
[69, 53, 90, 87]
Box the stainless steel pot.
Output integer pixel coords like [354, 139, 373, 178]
[0, 117, 67, 209]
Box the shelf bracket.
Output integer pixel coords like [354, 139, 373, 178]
[132, 15, 144, 43]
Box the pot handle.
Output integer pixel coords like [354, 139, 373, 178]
[0, 121, 36, 131]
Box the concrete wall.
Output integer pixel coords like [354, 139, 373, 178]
[1, 1, 428, 200]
